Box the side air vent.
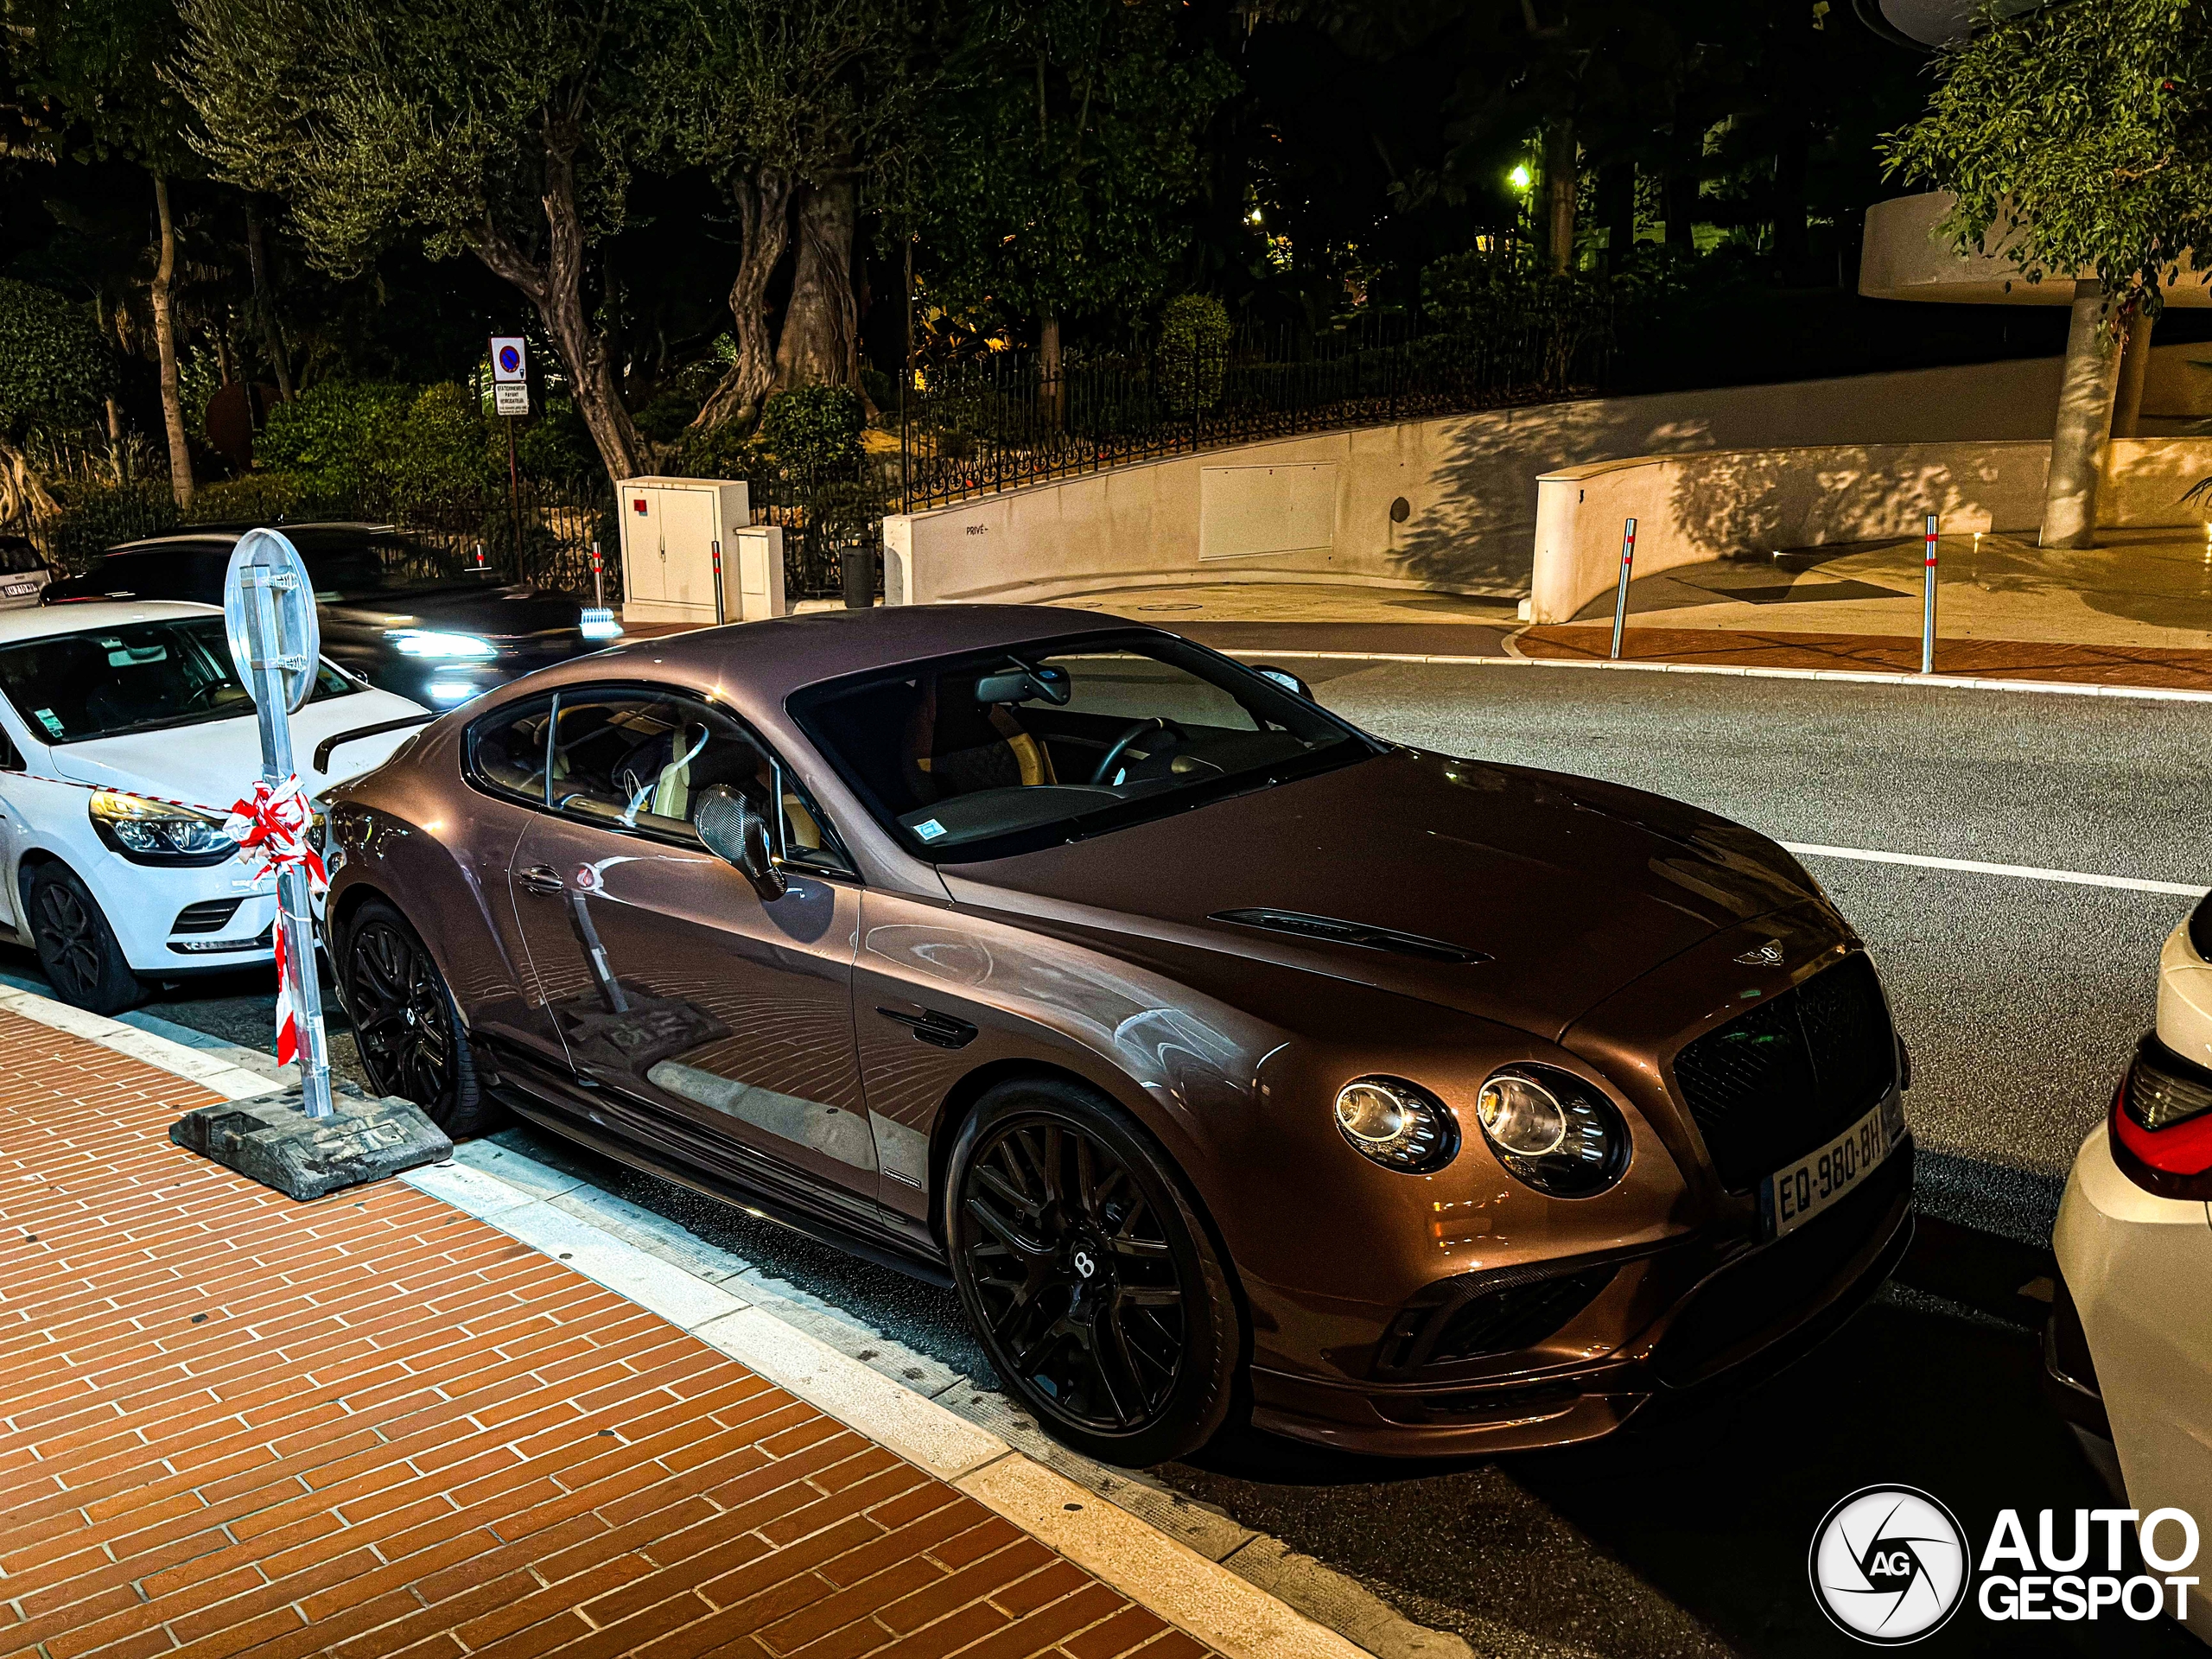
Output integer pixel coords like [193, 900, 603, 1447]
[1210, 907, 1490, 964]
[171, 899, 244, 934]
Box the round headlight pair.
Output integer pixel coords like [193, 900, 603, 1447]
[1333, 1077, 1459, 1173]
[1475, 1065, 1629, 1197]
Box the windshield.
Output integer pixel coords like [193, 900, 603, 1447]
[0, 615, 358, 745]
[790, 632, 1374, 861]
[299, 535, 484, 597]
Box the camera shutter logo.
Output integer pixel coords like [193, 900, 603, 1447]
[1809, 1486, 1969, 1643]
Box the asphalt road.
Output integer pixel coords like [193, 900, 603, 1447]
[12, 663, 2207, 1657]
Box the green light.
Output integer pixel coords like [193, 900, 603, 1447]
[1508, 164, 1532, 192]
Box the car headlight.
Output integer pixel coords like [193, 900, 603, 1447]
[88, 790, 236, 864]
[1475, 1065, 1629, 1197]
[385, 629, 497, 659]
[1334, 1077, 1459, 1173]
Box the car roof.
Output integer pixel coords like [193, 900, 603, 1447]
[105, 522, 397, 557]
[502, 605, 1152, 711]
[0, 600, 221, 642]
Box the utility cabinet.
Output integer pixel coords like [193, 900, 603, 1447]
[615, 476, 753, 626]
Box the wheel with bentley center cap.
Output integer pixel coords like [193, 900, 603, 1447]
[339, 898, 498, 1136]
[946, 1077, 1241, 1465]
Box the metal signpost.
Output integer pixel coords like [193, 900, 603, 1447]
[1921, 514, 1940, 675]
[491, 336, 530, 575]
[223, 529, 334, 1119]
[1609, 517, 1638, 660]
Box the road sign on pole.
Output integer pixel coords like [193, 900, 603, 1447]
[491, 336, 527, 382]
[223, 528, 334, 1120]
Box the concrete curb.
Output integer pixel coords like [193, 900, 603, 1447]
[1223, 646, 2212, 703]
[0, 984, 1473, 1659]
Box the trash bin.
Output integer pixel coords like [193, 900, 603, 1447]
[840, 539, 874, 609]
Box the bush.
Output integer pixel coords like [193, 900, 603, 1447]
[257, 379, 487, 502]
[758, 385, 867, 474]
[1158, 294, 1231, 416]
[0, 280, 115, 437]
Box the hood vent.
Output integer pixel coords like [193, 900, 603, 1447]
[1210, 907, 1490, 965]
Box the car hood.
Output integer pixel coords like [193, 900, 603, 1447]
[942, 747, 1829, 1042]
[327, 583, 582, 639]
[44, 686, 430, 804]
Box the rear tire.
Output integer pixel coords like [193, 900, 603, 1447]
[338, 897, 499, 1137]
[945, 1077, 1242, 1465]
[25, 864, 145, 1015]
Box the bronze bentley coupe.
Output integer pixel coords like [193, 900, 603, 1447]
[322, 606, 1913, 1464]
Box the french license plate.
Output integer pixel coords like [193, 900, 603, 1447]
[2, 582, 36, 598]
[1761, 1092, 1907, 1239]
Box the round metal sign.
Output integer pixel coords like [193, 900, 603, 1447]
[223, 527, 322, 713]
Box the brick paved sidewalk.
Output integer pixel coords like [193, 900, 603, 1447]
[0, 1009, 1211, 1659]
[1518, 624, 2212, 690]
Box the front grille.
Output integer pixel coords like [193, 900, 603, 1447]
[1671, 953, 1897, 1191]
[171, 899, 244, 934]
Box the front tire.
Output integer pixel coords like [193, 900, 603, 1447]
[25, 863, 145, 1015]
[339, 897, 498, 1136]
[946, 1077, 1241, 1465]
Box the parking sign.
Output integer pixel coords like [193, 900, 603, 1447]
[491, 336, 527, 382]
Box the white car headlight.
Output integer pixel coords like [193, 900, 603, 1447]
[1333, 1077, 1459, 1173]
[1475, 1066, 1629, 1197]
[88, 790, 234, 863]
[385, 629, 497, 659]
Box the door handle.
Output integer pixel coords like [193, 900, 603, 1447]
[876, 1006, 978, 1050]
[518, 865, 564, 895]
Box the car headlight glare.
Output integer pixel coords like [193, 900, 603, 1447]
[88, 790, 235, 862]
[386, 628, 497, 659]
[1476, 1073, 1569, 1156]
[1333, 1077, 1459, 1173]
[1475, 1065, 1629, 1198]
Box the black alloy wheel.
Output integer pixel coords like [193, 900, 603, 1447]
[340, 898, 493, 1135]
[947, 1078, 1240, 1465]
[25, 864, 144, 1015]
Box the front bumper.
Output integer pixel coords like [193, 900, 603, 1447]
[1249, 1136, 1915, 1456]
[93, 856, 280, 974]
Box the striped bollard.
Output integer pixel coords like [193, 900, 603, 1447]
[1920, 516, 1939, 675]
[1609, 518, 1638, 660]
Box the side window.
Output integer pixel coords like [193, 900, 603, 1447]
[467, 696, 553, 804]
[549, 687, 856, 874]
[0, 722, 21, 771]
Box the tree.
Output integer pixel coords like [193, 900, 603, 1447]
[180, 0, 692, 484]
[675, 0, 917, 429]
[5, 0, 202, 505]
[914, 0, 1236, 397]
[1884, 0, 2212, 546]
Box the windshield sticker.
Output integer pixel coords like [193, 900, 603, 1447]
[31, 709, 62, 738]
[913, 818, 947, 842]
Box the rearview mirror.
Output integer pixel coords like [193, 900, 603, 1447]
[1250, 664, 1313, 699]
[694, 785, 788, 901]
[975, 664, 1071, 706]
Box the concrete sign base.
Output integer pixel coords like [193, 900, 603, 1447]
[171, 1082, 453, 1201]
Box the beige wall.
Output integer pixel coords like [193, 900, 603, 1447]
[1527, 437, 2212, 623]
[885, 353, 2084, 607]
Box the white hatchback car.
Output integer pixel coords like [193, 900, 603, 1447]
[0, 601, 429, 1013]
[2050, 889, 2212, 1641]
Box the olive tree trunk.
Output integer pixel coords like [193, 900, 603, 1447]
[474, 123, 646, 486]
[693, 167, 792, 431]
[772, 177, 861, 395]
[2040, 279, 2122, 550]
[2112, 308, 2155, 441]
[1543, 116, 1577, 276]
[150, 172, 195, 510]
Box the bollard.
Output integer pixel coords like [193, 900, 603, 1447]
[591, 539, 605, 610]
[1609, 517, 1638, 660]
[710, 539, 727, 626]
[1921, 515, 1939, 675]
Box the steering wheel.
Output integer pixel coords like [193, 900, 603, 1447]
[1090, 718, 1187, 785]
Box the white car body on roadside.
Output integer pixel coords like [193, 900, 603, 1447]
[0, 601, 428, 1000]
[2051, 894, 2212, 1644]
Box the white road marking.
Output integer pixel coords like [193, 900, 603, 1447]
[1783, 842, 2209, 898]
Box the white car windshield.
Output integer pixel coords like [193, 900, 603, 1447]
[0, 615, 357, 745]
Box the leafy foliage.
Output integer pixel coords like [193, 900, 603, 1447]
[256, 380, 486, 500]
[1882, 0, 2212, 322]
[0, 279, 115, 436]
[1158, 294, 1230, 414]
[758, 385, 868, 472]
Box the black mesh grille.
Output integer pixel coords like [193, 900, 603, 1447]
[1427, 1266, 1618, 1364]
[171, 899, 243, 934]
[1671, 954, 1897, 1191]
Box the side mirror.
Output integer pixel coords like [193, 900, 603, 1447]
[1250, 664, 1313, 699]
[694, 785, 788, 901]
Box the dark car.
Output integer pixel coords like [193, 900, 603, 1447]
[321, 606, 1913, 1465]
[43, 522, 613, 708]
